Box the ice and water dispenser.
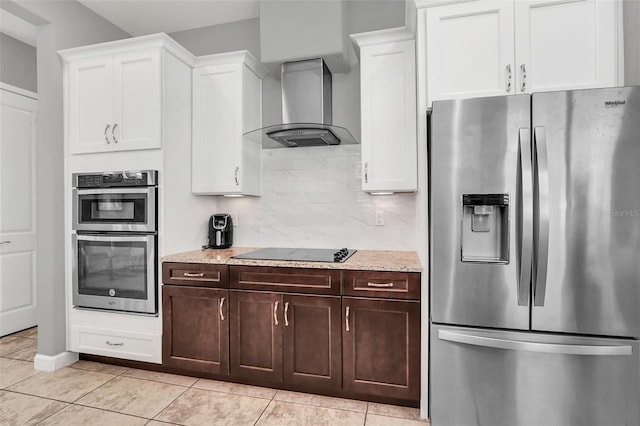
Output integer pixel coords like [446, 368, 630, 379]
[461, 194, 509, 263]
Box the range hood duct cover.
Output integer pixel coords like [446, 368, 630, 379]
[244, 58, 358, 148]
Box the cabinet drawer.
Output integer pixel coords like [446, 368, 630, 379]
[71, 326, 160, 363]
[162, 262, 229, 287]
[343, 271, 420, 300]
[230, 266, 341, 295]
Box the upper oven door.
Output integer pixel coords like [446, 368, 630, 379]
[72, 187, 156, 232]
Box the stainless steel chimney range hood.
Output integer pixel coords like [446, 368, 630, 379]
[243, 58, 358, 148]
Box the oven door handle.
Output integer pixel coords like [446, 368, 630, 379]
[75, 187, 154, 195]
[75, 234, 155, 243]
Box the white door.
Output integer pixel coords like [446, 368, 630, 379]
[192, 63, 243, 194]
[67, 55, 113, 154]
[514, 0, 619, 92]
[0, 86, 38, 336]
[425, 1, 515, 104]
[112, 49, 162, 151]
[360, 40, 417, 192]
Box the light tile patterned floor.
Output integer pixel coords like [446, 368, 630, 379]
[0, 327, 430, 425]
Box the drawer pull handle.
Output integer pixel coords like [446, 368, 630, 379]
[367, 282, 394, 288]
[183, 272, 204, 278]
[345, 306, 350, 332]
[284, 301, 290, 327]
[274, 301, 279, 326]
[106, 340, 123, 346]
[219, 297, 225, 321]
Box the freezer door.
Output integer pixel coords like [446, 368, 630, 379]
[430, 324, 640, 426]
[430, 95, 531, 330]
[531, 87, 640, 338]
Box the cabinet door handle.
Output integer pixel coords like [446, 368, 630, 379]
[520, 64, 527, 92]
[367, 282, 394, 288]
[105, 340, 123, 346]
[234, 167, 239, 186]
[183, 272, 204, 278]
[274, 300, 279, 326]
[345, 306, 350, 332]
[506, 64, 512, 92]
[284, 301, 289, 327]
[104, 124, 111, 144]
[219, 297, 225, 321]
[0, 240, 11, 245]
[364, 162, 368, 183]
[112, 123, 118, 143]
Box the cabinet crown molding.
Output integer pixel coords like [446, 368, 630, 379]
[194, 50, 268, 79]
[58, 33, 195, 67]
[351, 26, 414, 48]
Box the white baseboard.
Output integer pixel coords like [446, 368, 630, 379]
[34, 351, 79, 372]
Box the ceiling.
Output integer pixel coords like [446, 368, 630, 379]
[77, 0, 260, 36]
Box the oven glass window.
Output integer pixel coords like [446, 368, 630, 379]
[79, 193, 147, 224]
[77, 239, 148, 299]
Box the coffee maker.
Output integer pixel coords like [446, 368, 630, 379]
[207, 214, 233, 249]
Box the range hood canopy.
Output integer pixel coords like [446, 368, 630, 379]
[244, 58, 358, 148]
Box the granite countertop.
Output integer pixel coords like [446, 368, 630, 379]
[162, 247, 422, 273]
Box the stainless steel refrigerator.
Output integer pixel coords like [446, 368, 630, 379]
[429, 86, 639, 426]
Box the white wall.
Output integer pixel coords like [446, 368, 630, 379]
[218, 145, 417, 250]
[623, 0, 640, 85]
[0, 33, 37, 92]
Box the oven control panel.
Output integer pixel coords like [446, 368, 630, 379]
[73, 170, 158, 188]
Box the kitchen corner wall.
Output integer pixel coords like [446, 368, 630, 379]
[217, 145, 417, 250]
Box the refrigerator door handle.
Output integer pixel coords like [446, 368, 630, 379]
[518, 128, 533, 306]
[438, 330, 633, 356]
[533, 126, 550, 307]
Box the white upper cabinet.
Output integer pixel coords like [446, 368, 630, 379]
[420, 0, 622, 105]
[191, 51, 267, 196]
[425, 1, 515, 102]
[513, 0, 619, 93]
[352, 28, 418, 193]
[61, 34, 190, 154]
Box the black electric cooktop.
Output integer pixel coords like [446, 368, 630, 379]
[232, 247, 357, 263]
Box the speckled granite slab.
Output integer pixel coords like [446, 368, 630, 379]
[161, 247, 422, 272]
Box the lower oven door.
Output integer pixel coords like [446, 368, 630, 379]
[72, 233, 157, 314]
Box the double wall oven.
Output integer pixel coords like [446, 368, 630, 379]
[72, 170, 158, 315]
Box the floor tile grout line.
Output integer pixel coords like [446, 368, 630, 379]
[71, 400, 161, 422]
[31, 396, 70, 426]
[253, 395, 275, 426]
[149, 381, 192, 423]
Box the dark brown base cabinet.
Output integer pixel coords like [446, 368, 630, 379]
[162, 285, 229, 374]
[162, 263, 420, 405]
[229, 293, 342, 390]
[342, 297, 420, 401]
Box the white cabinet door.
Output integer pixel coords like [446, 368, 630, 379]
[192, 63, 243, 194]
[0, 88, 37, 336]
[425, 1, 515, 104]
[112, 49, 162, 151]
[68, 55, 113, 154]
[514, 0, 619, 93]
[360, 39, 417, 192]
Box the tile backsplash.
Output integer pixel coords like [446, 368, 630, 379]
[217, 145, 417, 251]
